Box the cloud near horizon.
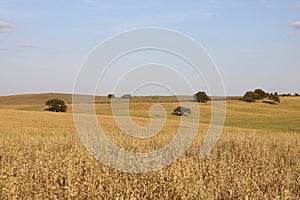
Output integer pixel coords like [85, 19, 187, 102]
[289, 21, 300, 29]
[17, 44, 33, 48]
[0, 21, 14, 33]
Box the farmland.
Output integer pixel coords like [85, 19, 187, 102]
[0, 94, 299, 199]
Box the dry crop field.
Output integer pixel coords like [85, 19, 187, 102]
[0, 94, 299, 199]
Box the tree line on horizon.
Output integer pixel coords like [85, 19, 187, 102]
[106, 89, 299, 103]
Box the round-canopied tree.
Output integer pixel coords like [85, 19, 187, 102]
[45, 99, 67, 112]
[254, 89, 268, 99]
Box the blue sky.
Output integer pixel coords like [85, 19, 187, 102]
[0, 0, 299, 96]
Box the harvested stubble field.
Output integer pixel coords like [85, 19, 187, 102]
[0, 94, 299, 199]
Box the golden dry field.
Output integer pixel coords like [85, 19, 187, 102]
[0, 94, 300, 199]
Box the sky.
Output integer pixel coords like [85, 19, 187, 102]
[0, 0, 300, 96]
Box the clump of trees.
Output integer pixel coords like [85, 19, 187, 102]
[121, 94, 132, 99]
[45, 99, 67, 112]
[242, 89, 280, 104]
[194, 91, 210, 103]
[172, 106, 191, 116]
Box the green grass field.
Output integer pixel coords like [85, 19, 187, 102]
[1, 93, 299, 133]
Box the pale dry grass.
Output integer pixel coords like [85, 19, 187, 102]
[0, 105, 299, 199]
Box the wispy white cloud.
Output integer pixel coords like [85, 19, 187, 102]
[17, 44, 33, 48]
[289, 21, 300, 30]
[0, 21, 14, 33]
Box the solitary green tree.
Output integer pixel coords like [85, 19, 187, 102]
[194, 91, 210, 103]
[45, 99, 67, 112]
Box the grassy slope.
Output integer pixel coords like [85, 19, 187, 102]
[224, 97, 300, 132]
[0, 93, 74, 105]
[0, 93, 299, 133]
[0, 93, 111, 105]
[0, 93, 185, 105]
[0, 93, 239, 105]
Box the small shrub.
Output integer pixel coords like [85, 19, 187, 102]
[172, 106, 191, 116]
